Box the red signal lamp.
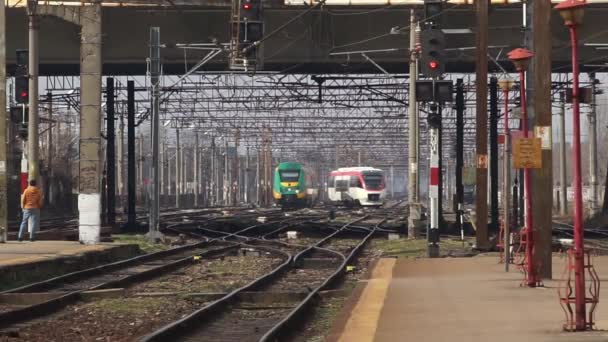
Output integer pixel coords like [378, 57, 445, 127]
[429, 60, 439, 69]
[20, 91, 28, 99]
[243, 2, 251, 10]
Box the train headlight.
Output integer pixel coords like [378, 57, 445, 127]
[295, 189, 300, 193]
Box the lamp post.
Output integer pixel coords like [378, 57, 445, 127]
[507, 48, 538, 287]
[499, 78, 514, 272]
[555, 0, 588, 330]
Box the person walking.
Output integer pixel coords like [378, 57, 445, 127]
[18, 180, 43, 242]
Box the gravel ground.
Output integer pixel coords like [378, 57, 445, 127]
[132, 253, 283, 293]
[2, 296, 203, 342]
[2, 251, 285, 341]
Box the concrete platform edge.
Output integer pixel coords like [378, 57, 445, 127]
[0, 243, 140, 292]
[325, 257, 388, 342]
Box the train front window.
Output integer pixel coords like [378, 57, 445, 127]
[280, 170, 300, 182]
[363, 173, 383, 190]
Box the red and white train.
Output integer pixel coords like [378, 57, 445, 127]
[327, 167, 386, 207]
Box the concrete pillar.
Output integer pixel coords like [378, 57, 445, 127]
[531, 0, 553, 279]
[78, 2, 103, 244]
[147, 26, 162, 240]
[0, 0, 8, 242]
[475, 0, 490, 249]
[27, 7, 39, 182]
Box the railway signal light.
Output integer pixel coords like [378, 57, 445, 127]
[231, 0, 264, 70]
[240, 0, 261, 21]
[10, 106, 28, 124]
[420, 29, 446, 79]
[415, 80, 453, 103]
[14, 49, 29, 104]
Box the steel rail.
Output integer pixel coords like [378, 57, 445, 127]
[0, 212, 299, 330]
[260, 216, 386, 341]
[139, 215, 370, 341]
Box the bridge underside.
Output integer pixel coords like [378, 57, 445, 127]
[5, 5, 608, 75]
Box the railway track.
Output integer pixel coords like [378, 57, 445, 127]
[140, 214, 383, 342]
[553, 220, 608, 254]
[0, 210, 302, 332]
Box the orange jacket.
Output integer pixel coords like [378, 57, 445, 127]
[21, 186, 43, 209]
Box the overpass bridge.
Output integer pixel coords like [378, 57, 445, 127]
[5, 3, 608, 75]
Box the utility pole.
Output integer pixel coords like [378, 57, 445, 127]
[455, 79, 465, 237]
[194, 132, 199, 207]
[475, 0, 489, 249]
[256, 147, 260, 205]
[245, 146, 249, 203]
[233, 129, 240, 205]
[27, 2, 39, 182]
[147, 27, 162, 240]
[182, 147, 187, 204]
[224, 139, 229, 206]
[390, 164, 394, 198]
[160, 139, 165, 202]
[138, 135, 144, 205]
[559, 91, 568, 215]
[489, 77, 499, 234]
[210, 137, 215, 206]
[175, 129, 181, 209]
[588, 73, 598, 215]
[532, 0, 553, 279]
[0, 0, 7, 243]
[126, 81, 136, 230]
[167, 143, 172, 198]
[408, 9, 420, 239]
[106, 78, 116, 226]
[117, 112, 124, 209]
[215, 138, 220, 206]
[46, 92, 53, 207]
[499, 78, 514, 271]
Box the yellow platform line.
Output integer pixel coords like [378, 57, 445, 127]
[337, 258, 396, 342]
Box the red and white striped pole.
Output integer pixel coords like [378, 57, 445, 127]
[428, 104, 440, 257]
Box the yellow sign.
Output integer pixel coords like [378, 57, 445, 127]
[513, 138, 542, 169]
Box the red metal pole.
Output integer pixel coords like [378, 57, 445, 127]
[503, 86, 510, 270]
[569, 23, 586, 331]
[519, 69, 537, 287]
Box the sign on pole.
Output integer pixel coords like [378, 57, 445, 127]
[513, 137, 542, 169]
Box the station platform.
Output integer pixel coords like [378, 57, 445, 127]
[0, 241, 140, 291]
[329, 255, 608, 342]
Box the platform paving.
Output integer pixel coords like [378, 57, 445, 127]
[0, 241, 139, 291]
[331, 255, 608, 342]
[0, 241, 125, 266]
